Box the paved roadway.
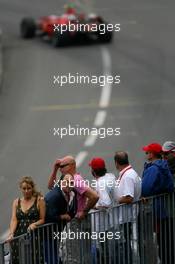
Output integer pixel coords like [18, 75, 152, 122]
[0, 0, 175, 236]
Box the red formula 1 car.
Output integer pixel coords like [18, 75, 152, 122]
[20, 4, 113, 47]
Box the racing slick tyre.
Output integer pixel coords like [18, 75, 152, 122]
[87, 17, 113, 43]
[98, 24, 113, 43]
[20, 18, 36, 39]
[52, 31, 70, 47]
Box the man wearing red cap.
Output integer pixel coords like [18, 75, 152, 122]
[142, 142, 174, 264]
[89, 157, 116, 208]
[142, 142, 173, 196]
[89, 157, 116, 264]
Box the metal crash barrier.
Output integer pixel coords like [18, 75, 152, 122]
[0, 191, 175, 264]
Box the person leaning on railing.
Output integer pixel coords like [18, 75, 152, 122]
[141, 142, 173, 196]
[48, 155, 99, 264]
[88, 157, 116, 263]
[45, 173, 77, 226]
[6, 176, 46, 264]
[88, 157, 116, 209]
[141, 142, 174, 264]
[44, 173, 77, 264]
[48, 155, 99, 219]
[114, 151, 141, 264]
[162, 140, 175, 186]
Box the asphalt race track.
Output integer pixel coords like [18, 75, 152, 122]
[0, 0, 175, 236]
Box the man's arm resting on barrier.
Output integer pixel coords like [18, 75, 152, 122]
[118, 195, 133, 204]
[78, 188, 99, 219]
[95, 205, 109, 209]
[60, 213, 71, 221]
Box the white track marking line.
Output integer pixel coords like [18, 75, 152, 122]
[94, 110, 107, 127]
[99, 47, 112, 108]
[75, 48, 112, 165]
[84, 134, 98, 147]
[76, 151, 88, 168]
[83, 48, 111, 148]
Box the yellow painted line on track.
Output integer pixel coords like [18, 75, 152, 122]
[30, 98, 175, 112]
[30, 103, 99, 112]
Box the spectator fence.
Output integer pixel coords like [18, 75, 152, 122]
[0, 191, 174, 264]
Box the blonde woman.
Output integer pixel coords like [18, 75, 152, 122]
[7, 176, 45, 263]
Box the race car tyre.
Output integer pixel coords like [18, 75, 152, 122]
[87, 17, 113, 43]
[98, 24, 113, 43]
[52, 31, 70, 47]
[20, 18, 36, 39]
[98, 31, 113, 43]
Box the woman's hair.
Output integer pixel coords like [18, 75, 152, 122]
[19, 176, 42, 197]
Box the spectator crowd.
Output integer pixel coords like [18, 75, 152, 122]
[6, 140, 175, 264]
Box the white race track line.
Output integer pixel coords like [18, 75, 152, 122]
[84, 110, 107, 147]
[79, 47, 112, 161]
[99, 47, 112, 108]
[94, 110, 107, 127]
[76, 151, 88, 168]
[84, 133, 98, 147]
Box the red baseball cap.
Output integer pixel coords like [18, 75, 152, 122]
[89, 157, 106, 170]
[142, 143, 162, 154]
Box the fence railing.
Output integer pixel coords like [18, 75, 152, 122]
[0, 191, 175, 264]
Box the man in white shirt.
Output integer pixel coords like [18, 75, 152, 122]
[114, 152, 141, 205]
[89, 157, 116, 209]
[89, 157, 116, 264]
[114, 151, 141, 264]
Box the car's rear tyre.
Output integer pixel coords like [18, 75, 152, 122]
[52, 31, 70, 47]
[98, 23, 113, 43]
[87, 17, 113, 43]
[98, 30, 113, 43]
[20, 18, 36, 39]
